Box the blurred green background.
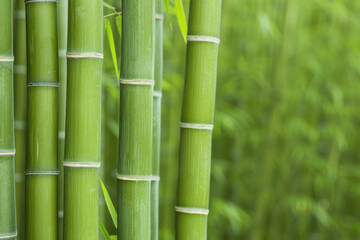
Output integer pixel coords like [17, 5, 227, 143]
[100, 0, 360, 239]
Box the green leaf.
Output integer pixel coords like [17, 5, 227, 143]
[110, 236, 117, 240]
[105, 19, 120, 80]
[99, 219, 111, 240]
[164, 0, 169, 12]
[103, 2, 116, 11]
[174, 0, 187, 43]
[115, 15, 122, 38]
[100, 178, 118, 228]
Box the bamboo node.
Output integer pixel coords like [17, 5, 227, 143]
[0, 150, 16, 156]
[27, 82, 60, 87]
[179, 122, 214, 130]
[0, 57, 14, 62]
[66, 52, 104, 59]
[14, 64, 26, 75]
[116, 174, 160, 181]
[153, 91, 163, 98]
[63, 161, 101, 168]
[15, 10, 25, 20]
[14, 120, 26, 130]
[175, 206, 209, 215]
[119, 79, 155, 86]
[155, 14, 164, 20]
[58, 131, 65, 140]
[187, 35, 220, 44]
[25, 0, 57, 3]
[0, 232, 18, 239]
[24, 171, 59, 176]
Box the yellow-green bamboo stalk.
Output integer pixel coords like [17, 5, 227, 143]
[24, 0, 59, 238]
[13, 0, 26, 238]
[117, 0, 155, 239]
[63, 0, 103, 238]
[175, 0, 222, 239]
[0, 0, 17, 239]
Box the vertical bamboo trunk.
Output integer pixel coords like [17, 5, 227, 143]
[63, 0, 103, 239]
[57, 0, 67, 238]
[175, 0, 222, 239]
[117, 0, 155, 239]
[151, 0, 163, 239]
[0, 1, 17, 239]
[13, 0, 26, 238]
[24, 0, 59, 239]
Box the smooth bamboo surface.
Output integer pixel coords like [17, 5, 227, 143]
[13, 0, 27, 238]
[118, 0, 155, 239]
[176, 0, 222, 239]
[151, 0, 163, 239]
[64, 0, 103, 239]
[0, 1, 17, 239]
[24, 1, 59, 239]
[57, 0, 68, 238]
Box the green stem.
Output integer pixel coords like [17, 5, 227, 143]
[151, 0, 163, 239]
[175, 0, 222, 239]
[0, 1, 17, 239]
[63, 0, 103, 239]
[117, 0, 155, 239]
[13, 0, 27, 238]
[24, 0, 58, 239]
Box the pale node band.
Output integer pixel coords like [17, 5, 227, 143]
[0, 57, 14, 62]
[187, 35, 221, 44]
[27, 82, 59, 87]
[116, 174, 160, 182]
[180, 122, 214, 130]
[0, 150, 16, 156]
[175, 206, 209, 215]
[119, 79, 155, 86]
[66, 52, 104, 59]
[25, 0, 57, 3]
[155, 14, 164, 20]
[24, 171, 59, 176]
[0, 232, 18, 239]
[63, 162, 101, 168]
[153, 91, 162, 98]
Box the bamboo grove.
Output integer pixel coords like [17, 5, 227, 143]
[12, 0, 360, 239]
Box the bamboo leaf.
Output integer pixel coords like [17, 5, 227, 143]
[103, 2, 116, 11]
[110, 236, 117, 240]
[174, 0, 187, 43]
[164, 0, 169, 12]
[105, 18, 120, 80]
[99, 219, 111, 240]
[115, 15, 122, 38]
[100, 178, 118, 228]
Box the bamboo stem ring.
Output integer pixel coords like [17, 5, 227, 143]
[119, 79, 155, 86]
[0, 150, 16, 156]
[116, 174, 160, 182]
[179, 122, 214, 130]
[24, 171, 60, 176]
[187, 35, 220, 44]
[0, 57, 14, 62]
[153, 91, 162, 98]
[66, 52, 104, 59]
[0, 232, 18, 239]
[25, 0, 57, 3]
[155, 14, 163, 20]
[175, 206, 209, 215]
[63, 162, 101, 168]
[27, 82, 59, 87]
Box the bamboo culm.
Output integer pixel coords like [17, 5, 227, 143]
[118, 0, 155, 239]
[151, 0, 163, 239]
[175, 0, 222, 239]
[24, 0, 59, 239]
[13, 0, 27, 238]
[0, 0, 17, 239]
[63, 0, 103, 239]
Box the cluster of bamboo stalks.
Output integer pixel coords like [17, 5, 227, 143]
[0, 0, 221, 239]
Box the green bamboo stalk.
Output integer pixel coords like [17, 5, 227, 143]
[0, 1, 17, 239]
[175, 0, 222, 239]
[63, 0, 103, 239]
[117, 0, 155, 239]
[151, 0, 163, 239]
[13, 0, 27, 238]
[57, 0, 68, 238]
[24, 0, 59, 239]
